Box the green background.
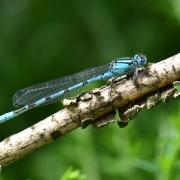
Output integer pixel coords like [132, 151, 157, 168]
[0, 0, 180, 179]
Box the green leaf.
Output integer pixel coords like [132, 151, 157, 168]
[173, 81, 180, 92]
[60, 166, 86, 180]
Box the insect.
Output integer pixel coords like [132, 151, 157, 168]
[0, 54, 147, 123]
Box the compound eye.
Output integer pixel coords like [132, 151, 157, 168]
[134, 54, 147, 65]
[133, 54, 139, 60]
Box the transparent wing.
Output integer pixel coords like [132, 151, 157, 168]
[13, 63, 110, 108]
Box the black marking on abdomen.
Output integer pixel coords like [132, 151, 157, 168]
[20, 107, 28, 111]
[45, 96, 52, 101]
[15, 106, 28, 115]
[64, 89, 70, 94]
[82, 81, 88, 86]
[28, 103, 36, 109]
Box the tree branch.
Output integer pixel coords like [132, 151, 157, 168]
[0, 53, 180, 167]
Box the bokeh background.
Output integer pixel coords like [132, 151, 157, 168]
[0, 0, 180, 179]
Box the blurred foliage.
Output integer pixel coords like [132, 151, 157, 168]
[60, 166, 86, 180]
[0, 0, 179, 180]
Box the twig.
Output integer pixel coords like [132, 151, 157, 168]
[0, 53, 179, 167]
